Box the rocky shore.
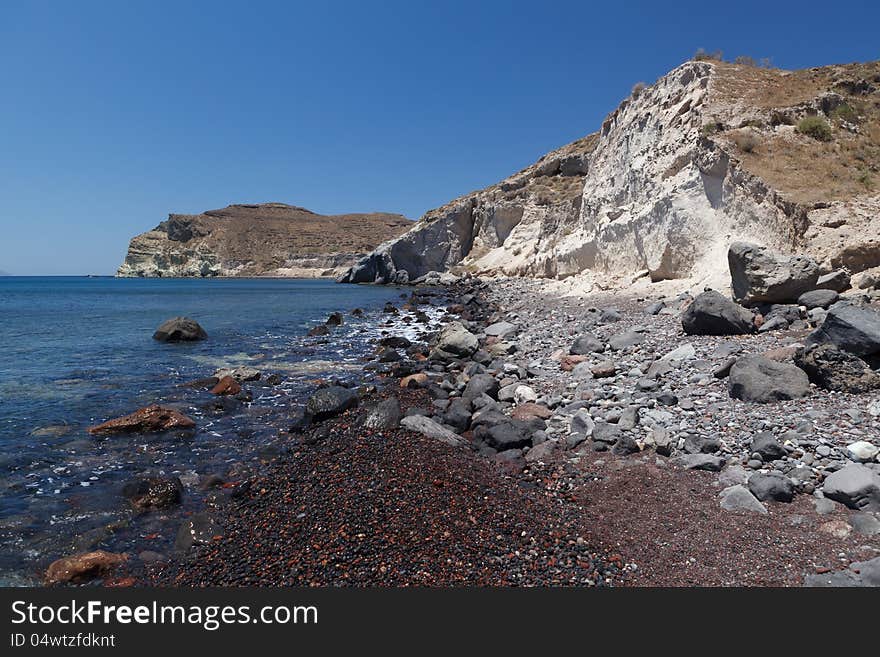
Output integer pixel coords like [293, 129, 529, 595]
[45, 248, 880, 586]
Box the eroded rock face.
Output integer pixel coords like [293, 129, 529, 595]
[88, 405, 196, 435]
[118, 204, 411, 278]
[728, 242, 819, 305]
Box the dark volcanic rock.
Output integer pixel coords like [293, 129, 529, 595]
[153, 316, 207, 342]
[570, 334, 605, 355]
[682, 290, 754, 335]
[306, 386, 359, 421]
[728, 356, 810, 403]
[363, 398, 402, 430]
[794, 344, 880, 393]
[751, 432, 787, 461]
[122, 476, 184, 510]
[748, 472, 795, 503]
[806, 303, 880, 357]
[308, 325, 330, 336]
[88, 405, 196, 435]
[326, 312, 344, 326]
[797, 289, 839, 309]
[174, 513, 220, 553]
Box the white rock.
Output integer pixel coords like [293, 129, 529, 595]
[513, 385, 538, 404]
[846, 441, 880, 463]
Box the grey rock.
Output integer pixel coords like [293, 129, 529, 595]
[608, 330, 645, 351]
[484, 321, 518, 338]
[363, 398, 401, 430]
[682, 290, 755, 336]
[463, 373, 499, 401]
[676, 454, 725, 471]
[797, 289, 839, 309]
[433, 322, 479, 359]
[400, 415, 463, 447]
[611, 435, 640, 456]
[728, 356, 810, 403]
[306, 386, 359, 421]
[815, 269, 851, 293]
[570, 334, 605, 355]
[751, 432, 787, 460]
[850, 512, 880, 536]
[822, 464, 880, 511]
[806, 302, 880, 357]
[720, 485, 768, 514]
[728, 242, 819, 305]
[748, 472, 795, 502]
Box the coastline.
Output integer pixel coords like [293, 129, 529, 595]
[140, 276, 879, 587]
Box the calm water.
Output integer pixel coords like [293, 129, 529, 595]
[0, 276, 432, 585]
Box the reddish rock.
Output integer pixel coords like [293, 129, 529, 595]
[763, 345, 800, 362]
[88, 404, 196, 435]
[211, 375, 241, 396]
[45, 550, 127, 584]
[560, 355, 588, 371]
[512, 403, 553, 421]
[400, 373, 429, 388]
[591, 361, 617, 378]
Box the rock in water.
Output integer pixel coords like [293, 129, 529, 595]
[432, 322, 479, 359]
[122, 476, 184, 510]
[728, 242, 819, 305]
[211, 375, 242, 396]
[44, 550, 128, 584]
[794, 344, 880, 393]
[822, 464, 880, 511]
[682, 290, 755, 335]
[88, 404, 196, 435]
[806, 303, 880, 357]
[728, 356, 810, 403]
[305, 386, 358, 421]
[152, 317, 207, 342]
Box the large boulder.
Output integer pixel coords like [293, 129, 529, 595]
[305, 386, 358, 421]
[748, 472, 795, 502]
[682, 290, 755, 335]
[822, 464, 880, 512]
[794, 344, 880, 393]
[153, 317, 207, 342]
[728, 356, 810, 403]
[463, 373, 500, 401]
[728, 242, 819, 305]
[806, 303, 880, 357]
[88, 404, 196, 435]
[432, 322, 479, 359]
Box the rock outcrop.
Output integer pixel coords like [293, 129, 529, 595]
[341, 60, 880, 290]
[118, 203, 411, 278]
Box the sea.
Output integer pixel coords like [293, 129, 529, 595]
[0, 276, 437, 585]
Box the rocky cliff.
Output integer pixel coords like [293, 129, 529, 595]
[117, 203, 412, 278]
[341, 60, 880, 289]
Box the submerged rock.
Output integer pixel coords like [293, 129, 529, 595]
[153, 316, 207, 342]
[88, 404, 196, 435]
[122, 476, 184, 510]
[44, 550, 128, 584]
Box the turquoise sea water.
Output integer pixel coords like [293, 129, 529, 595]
[0, 276, 414, 584]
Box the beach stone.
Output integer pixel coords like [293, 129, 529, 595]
[591, 361, 616, 378]
[462, 373, 499, 401]
[676, 454, 725, 471]
[399, 415, 463, 447]
[846, 441, 880, 463]
[441, 399, 471, 431]
[513, 385, 537, 404]
[44, 550, 127, 585]
[797, 289, 839, 309]
[818, 519, 852, 539]
[683, 434, 721, 454]
[122, 476, 183, 510]
[728, 356, 810, 403]
[851, 556, 880, 586]
[720, 485, 768, 514]
[379, 336, 411, 348]
[305, 386, 358, 421]
[728, 242, 819, 305]
[794, 344, 880, 393]
[570, 334, 605, 355]
[807, 303, 880, 357]
[592, 420, 620, 444]
[213, 366, 261, 382]
[751, 432, 787, 460]
[821, 464, 880, 511]
[210, 375, 241, 396]
[152, 316, 207, 342]
[88, 404, 196, 435]
[525, 440, 559, 463]
[484, 321, 518, 338]
[433, 322, 479, 359]
[748, 472, 795, 502]
[611, 435, 640, 456]
[364, 398, 402, 430]
[718, 465, 749, 487]
[174, 513, 220, 553]
[511, 403, 552, 421]
[851, 512, 880, 536]
[681, 290, 754, 335]
[400, 373, 428, 388]
[608, 330, 645, 351]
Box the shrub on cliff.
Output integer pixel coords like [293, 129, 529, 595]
[796, 116, 833, 141]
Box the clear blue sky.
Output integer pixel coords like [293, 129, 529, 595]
[1, 1, 878, 275]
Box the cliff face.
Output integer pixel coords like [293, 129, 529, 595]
[117, 203, 412, 278]
[341, 60, 880, 288]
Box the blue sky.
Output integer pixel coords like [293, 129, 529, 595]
[1, 1, 878, 275]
